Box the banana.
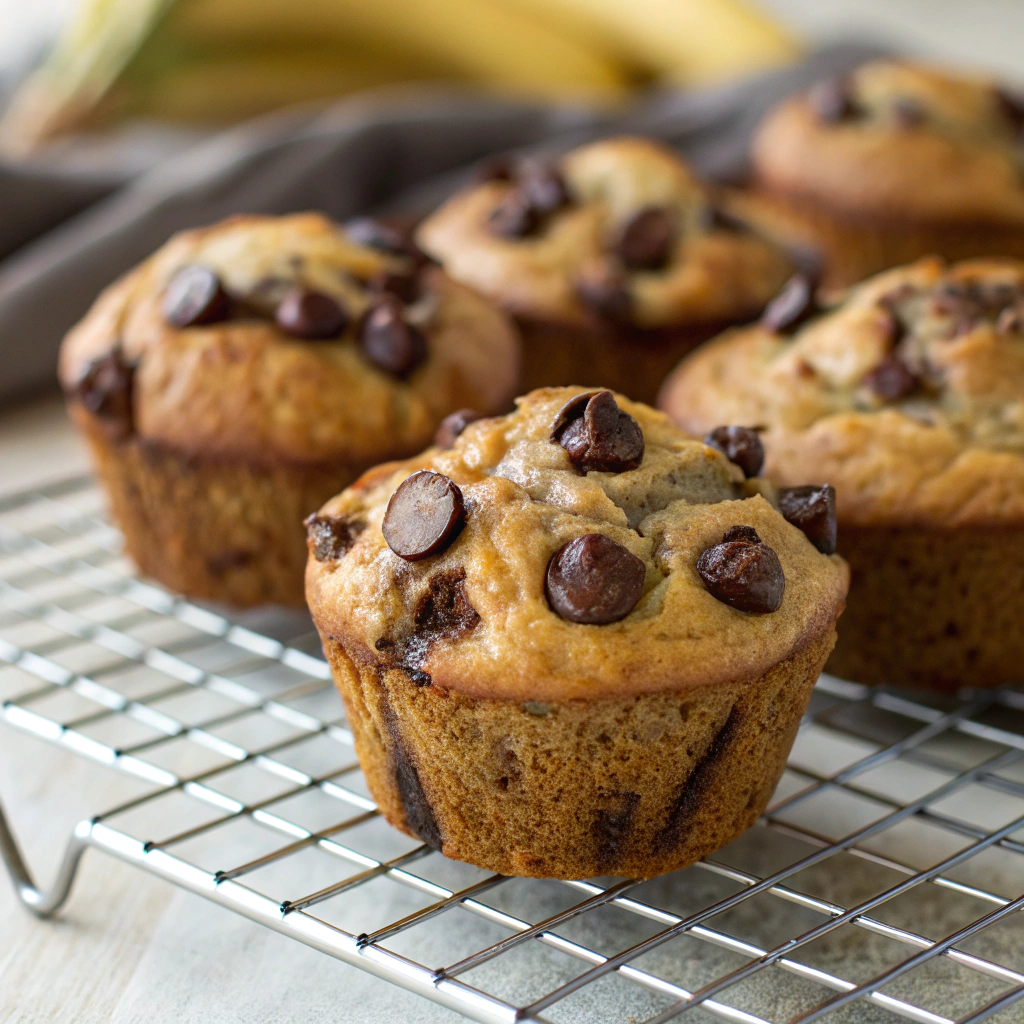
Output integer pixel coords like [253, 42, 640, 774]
[494, 0, 801, 85]
[0, 0, 631, 154]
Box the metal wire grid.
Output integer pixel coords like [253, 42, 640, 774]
[2, 477, 1024, 1024]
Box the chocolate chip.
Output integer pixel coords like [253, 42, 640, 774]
[704, 426, 764, 478]
[808, 77, 856, 124]
[368, 268, 421, 304]
[778, 485, 837, 555]
[434, 409, 482, 449]
[276, 287, 349, 339]
[761, 274, 818, 334]
[360, 295, 428, 377]
[304, 514, 365, 561]
[517, 159, 569, 214]
[702, 206, 751, 234]
[995, 86, 1024, 139]
[616, 207, 675, 271]
[575, 263, 632, 324]
[476, 156, 516, 182]
[878, 309, 906, 350]
[546, 534, 646, 624]
[862, 356, 917, 401]
[489, 190, 542, 239]
[697, 528, 785, 614]
[892, 97, 926, 129]
[722, 524, 761, 545]
[382, 471, 465, 561]
[162, 266, 229, 328]
[73, 349, 135, 439]
[551, 390, 644, 474]
[344, 217, 410, 255]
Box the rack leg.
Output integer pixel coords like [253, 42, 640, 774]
[0, 797, 91, 918]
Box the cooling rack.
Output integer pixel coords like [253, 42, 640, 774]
[3, 475, 1024, 1024]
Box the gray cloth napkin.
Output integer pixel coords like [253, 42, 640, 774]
[0, 43, 884, 408]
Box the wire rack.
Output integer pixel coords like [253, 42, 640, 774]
[3, 476, 1024, 1024]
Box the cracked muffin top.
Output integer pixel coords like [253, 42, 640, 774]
[59, 213, 519, 467]
[305, 387, 848, 702]
[660, 258, 1024, 528]
[751, 61, 1024, 226]
[415, 137, 794, 330]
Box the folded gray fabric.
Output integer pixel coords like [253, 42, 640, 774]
[0, 43, 884, 408]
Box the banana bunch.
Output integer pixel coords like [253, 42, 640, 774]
[0, 0, 800, 156]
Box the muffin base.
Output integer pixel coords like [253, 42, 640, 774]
[517, 316, 736, 406]
[734, 189, 1024, 289]
[320, 628, 836, 879]
[76, 413, 360, 607]
[827, 525, 1024, 691]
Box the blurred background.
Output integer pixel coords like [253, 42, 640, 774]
[0, 0, 1021, 418]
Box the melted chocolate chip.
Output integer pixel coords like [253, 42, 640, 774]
[878, 309, 906, 350]
[592, 791, 641, 869]
[761, 274, 818, 334]
[575, 263, 633, 324]
[704, 426, 764, 478]
[862, 355, 918, 401]
[73, 349, 135, 439]
[551, 390, 644, 474]
[808, 77, 857, 124]
[697, 528, 785, 614]
[304, 513, 365, 561]
[162, 266, 230, 328]
[778, 484, 837, 555]
[360, 295, 428, 377]
[382, 471, 465, 561]
[276, 287, 349, 339]
[616, 207, 675, 271]
[489, 191, 542, 239]
[434, 408, 482, 449]
[413, 567, 480, 639]
[546, 534, 646, 624]
[517, 159, 569, 214]
[368, 268, 421, 304]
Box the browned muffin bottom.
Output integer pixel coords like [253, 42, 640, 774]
[306, 388, 848, 878]
[60, 213, 520, 606]
[745, 61, 1024, 287]
[416, 138, 794, 403]
[660, 258, 1024, 690]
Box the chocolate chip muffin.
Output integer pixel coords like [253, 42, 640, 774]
[660, 258, 1024, 690]
[305, 387, 848, 879]
[59, 213, 519, 607]
[415, 137, 794, 404]
[742, 60, 1024, 287]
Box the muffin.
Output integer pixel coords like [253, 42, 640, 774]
[305, 386, 848, 879]
[742, 60, 1024, 287]
[59, 213, 519, 607]
[660, 258, 1024, 691]
[415, 137, 795, 404]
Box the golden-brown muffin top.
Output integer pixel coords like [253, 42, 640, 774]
[415, 137, 794, 329]
[660, 258, 1024, 528]
[305, 387, 848, 702]
[59, 213, 519, 467]
[752, 61, 1024, 226]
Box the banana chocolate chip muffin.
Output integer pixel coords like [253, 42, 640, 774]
[305, 387, 848, 879]
[742, 60, 1024, 287]
[660, 258, 1024, 690]
[415, 137, 794, 404]
[60, 213, 519, 607]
